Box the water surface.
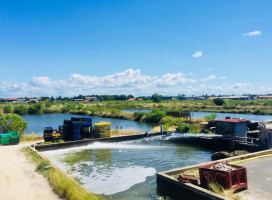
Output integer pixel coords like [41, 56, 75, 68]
[21, 114, 155, 135]
[42, 133, 213, 199]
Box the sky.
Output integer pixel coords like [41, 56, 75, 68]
[0, 0, 271, 98]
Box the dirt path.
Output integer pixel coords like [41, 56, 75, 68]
[0, 141, 61, 200]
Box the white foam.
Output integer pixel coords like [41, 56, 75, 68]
[42, 142, 169, 157]
[77, 166, 156, 195]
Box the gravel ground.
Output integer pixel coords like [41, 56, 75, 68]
[0, 141, 61, 200]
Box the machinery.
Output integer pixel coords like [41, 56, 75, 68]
[43, 127, 61, 142]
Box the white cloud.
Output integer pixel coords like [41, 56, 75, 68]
[154, 73, 196, 87]
[218, 76, 227, 80]
[201, 75, 216, 82]
[243, 30, 262, 37]
[0, 69, 197, 97]
[1, 69, 268, 97]
[192, 51, 202, 58]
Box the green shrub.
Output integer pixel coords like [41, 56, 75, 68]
[0, 113, 28, 133]
[213, 98, 225, 106]
[3, 105, 13, 113]
[145, 109, 166, 123]
[204, 113, 217, 121]
[14, 104, 28, 115]
[134, 112, 145, 121]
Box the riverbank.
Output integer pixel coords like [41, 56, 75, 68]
[1, 99, 272, 118]
[0, 141, 60, 200]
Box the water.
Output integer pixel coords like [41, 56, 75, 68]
[122, 109, 272, 121]
[191, 111, 272, 121]
[21, 114, 155, 135]
[122, 109, 152, 113]
[42, 133, 213, 199]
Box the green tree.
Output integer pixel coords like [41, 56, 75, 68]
[14, 104, 28, 115]
[151, 93, 162, 103]
[213, 98, 225, 106]
[0, 114, 28, 133]
[3, 105, 13, 113]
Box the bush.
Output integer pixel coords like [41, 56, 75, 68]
[3, 105, 13, 113]
[0, 113, 28, 133]
[145, 109, 166, 123]
[176, 123, 201, 133]
[213, 98, 225, 106]
[134, 112, 145, 121]
[204, 113, 217, 121]
[14, 104, 28, 115]
[151, 93, 162, 103]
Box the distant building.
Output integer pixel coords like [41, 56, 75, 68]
[127, 98, 136, 101]
[17, 98, 26, 103]
[85, 96, 98, 101]
[215, 119, 249, 141]
[28, 98, 39, 103]
[74, 99, 84, 101]
[208, 97, 218, 100]
[177, 96, 203, 100]
[7, 98, 17, 103]
[257, 95, 272, 99]
[161, 96, 175, 100]
[220, 96, 250, 100]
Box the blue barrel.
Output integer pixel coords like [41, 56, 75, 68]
[86, 117, 92, 123]
[72, 122, 81, 140]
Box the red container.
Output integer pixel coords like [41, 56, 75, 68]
[199, 162, 248, 190]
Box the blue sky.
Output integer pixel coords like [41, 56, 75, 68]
[0, 0, 271, 97]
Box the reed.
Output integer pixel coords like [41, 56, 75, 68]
[23, 147, 104, 200]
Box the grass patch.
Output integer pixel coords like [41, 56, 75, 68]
[20, 132, 43, 142]
[208, 182, 241, 200]
[23, 147, 104, 200]
[111, 130, 141, 136]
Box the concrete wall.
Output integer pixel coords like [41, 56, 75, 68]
[234, 122, 247, 140]
[215, 121, 247, 139]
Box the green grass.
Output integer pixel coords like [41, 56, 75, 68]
[23, 147, 104, 200]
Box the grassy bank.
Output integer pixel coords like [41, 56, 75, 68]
[20, 132, 43, 142]
[23, 147, 104, 200]
[1, 99, 272, 117]
[111, 130, 141, 136]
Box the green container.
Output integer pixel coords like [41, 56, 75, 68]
[0, 134, 11, 145]
[10, 138, 20, 145]
[8, 131, 19, 136]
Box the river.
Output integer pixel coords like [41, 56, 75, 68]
[122, 110, 272, 121]
[21, 113, 155, 135]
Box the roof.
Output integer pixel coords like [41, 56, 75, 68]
[259, 95, 272, 98]
[7, 98, 17, 101]
[215, 119, 249, 123]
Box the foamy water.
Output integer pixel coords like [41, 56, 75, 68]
[42, 134, 213, 199]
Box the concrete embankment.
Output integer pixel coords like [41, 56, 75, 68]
[157, 148, 272, 200]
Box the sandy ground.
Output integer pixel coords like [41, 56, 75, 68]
[0, 141, 61, 200]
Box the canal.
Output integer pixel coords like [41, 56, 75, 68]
[42, 134, 213, 200]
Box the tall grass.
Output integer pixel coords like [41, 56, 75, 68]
[23, 147, 104, 200]
[20, 132, 43, 142]
[208, 182, 241, 200]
